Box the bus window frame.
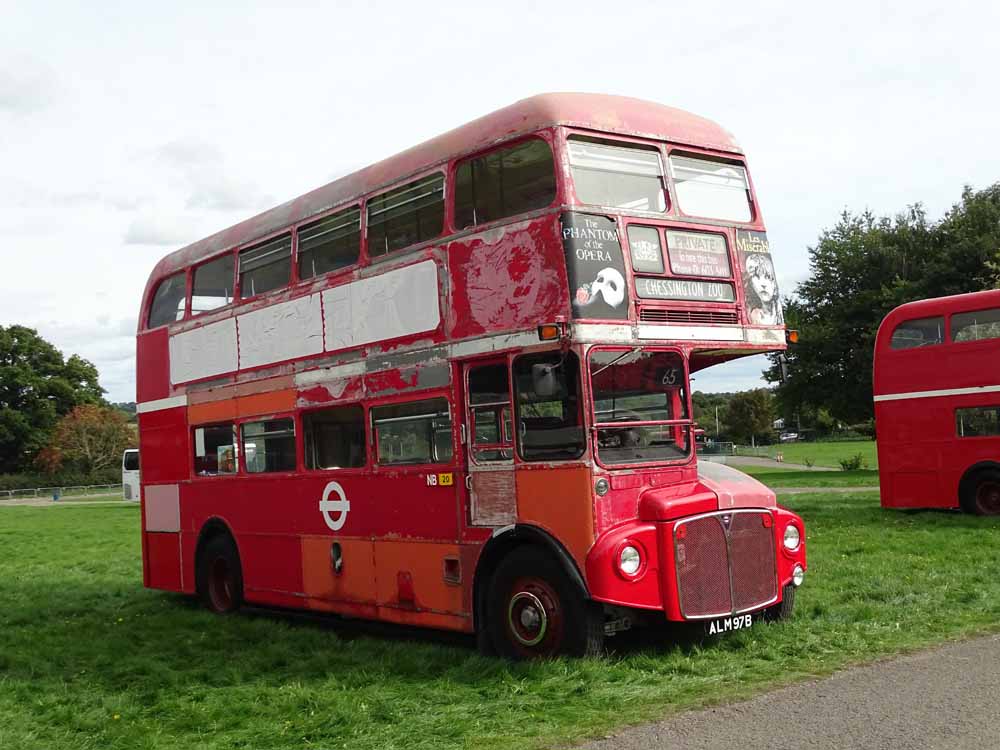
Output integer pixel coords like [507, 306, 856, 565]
[563, 129, 671, 218]
[663, 145, 758, 228]
[512, 349, 587, 463]
[146, 268, 192, 330]
[237, 232, 294, 303]
[369, 392, 458, 470]
[191, 421, 241, 479]
[365, 169, 447, 262]
[295, 202, 364, 284]
[450, 133, 560, 233]
[586, 345, 695, 471]
[301, 402, 370, 472]
[190, 249, 237, 318]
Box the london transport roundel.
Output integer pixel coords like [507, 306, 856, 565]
[319, 481, 350, 531]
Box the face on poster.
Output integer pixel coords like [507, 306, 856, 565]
[561, 213, 629, 320]
[736, 230, 782, 326]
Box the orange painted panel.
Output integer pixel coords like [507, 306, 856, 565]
[377, 606, 471, 633]
[300, 536, 377, 604]
[237, 389, 296, 418]
[374, 541, 465, 614]
[188, 398, 237, 425]
[516, 466, 595, 571]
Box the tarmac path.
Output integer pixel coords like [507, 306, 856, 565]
[577, 634, 1000, 750]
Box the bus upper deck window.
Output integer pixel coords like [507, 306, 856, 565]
[367, 174, 444, 258]
[192, 253, 234, 315]
[568, 138, 666, 212]
[239, 234, 292, 298]
[455, 138, 556, 229]
[147, 271, 187, 328]
[298, 206, 361, 280]
[890, 316, 944, 350]
[951, 308, 1000, 343]
[669, 154, 752, 223]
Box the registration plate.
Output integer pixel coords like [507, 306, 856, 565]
[705, 612, 754, 635]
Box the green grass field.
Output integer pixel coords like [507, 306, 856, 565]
[738, 466, 880, 488]
[2, 497, 999, 750]
[739, 440, 878, 469]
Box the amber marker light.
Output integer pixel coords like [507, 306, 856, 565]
[785, 329, 800, 344]
[537, 323, 562, 341]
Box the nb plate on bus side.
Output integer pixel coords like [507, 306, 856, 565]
[705, 612, 753, 636]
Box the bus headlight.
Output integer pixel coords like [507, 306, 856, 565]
[783, 524, 801, 551]
[619, 545, 641, 576]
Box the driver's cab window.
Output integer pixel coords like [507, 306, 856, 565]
[513, 352, 585, 461]
[468, 363, 513, 463]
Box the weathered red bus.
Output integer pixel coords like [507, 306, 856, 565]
[875, 290, 1000, 515]
[136, 93, 807, 657]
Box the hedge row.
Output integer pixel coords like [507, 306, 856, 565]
[0, 468, 121, 491]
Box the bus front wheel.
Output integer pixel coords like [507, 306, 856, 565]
[961, 468, 1000, 516]
[486, 546, 603, 659]
[197, 534, 244, 614]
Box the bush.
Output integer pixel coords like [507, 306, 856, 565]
[0, 468, 120, 491]
[839, 453, 864, 471]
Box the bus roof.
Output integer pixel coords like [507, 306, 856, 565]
[149, 93, 740, 280]
[878, 289, 1000, 342]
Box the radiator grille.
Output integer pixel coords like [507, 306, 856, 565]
[640, 308, 739, 325]
[675, 511, 777, 618]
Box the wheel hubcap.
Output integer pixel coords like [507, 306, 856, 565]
[209, 558, 233, 610]
[977, 482, 1000, 515]
[508, 591, 547, 646]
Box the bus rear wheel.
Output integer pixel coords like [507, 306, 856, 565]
[198, 534, 244, 614]
[486, 546, 603, 660]
[961, 469, 1000, 516]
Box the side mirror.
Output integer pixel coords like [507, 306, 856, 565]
[532, 363, 560, 398]
[778, 353, 789, 384]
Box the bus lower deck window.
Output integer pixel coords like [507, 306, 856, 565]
[304, 405, 366, 469]
[513, 352, 585, 461]
[242, 419, 296, 473]
[194, 424, 238, 475]
[372, 398, 452, 465]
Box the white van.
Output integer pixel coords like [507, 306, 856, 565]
[122, 449, 140, 501]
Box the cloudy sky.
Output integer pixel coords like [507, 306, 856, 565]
[1, 1, 996, 402]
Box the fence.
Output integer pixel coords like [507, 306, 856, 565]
[0, 484, 125, 500]
[696, 441, 735, 456]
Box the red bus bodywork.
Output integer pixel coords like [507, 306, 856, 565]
[136, 93, 807, 656]
[875, 290, 1000, 514]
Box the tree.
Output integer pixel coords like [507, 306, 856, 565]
[36, 405, 134, 475]
[725, 389, 775, 444]
[767, 183, 1000, 424]
[0, 326, 105, 472]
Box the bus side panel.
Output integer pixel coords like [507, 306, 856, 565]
[138, 407, 189, 483]
[876, 400, 949, 508]
[136, 328, 171, 403]
[145, 532, 183, 591]
[446, 214, 569, 341]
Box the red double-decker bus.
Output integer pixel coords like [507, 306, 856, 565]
[875, 290, 1000, 515]
[136, 93, 806, 657]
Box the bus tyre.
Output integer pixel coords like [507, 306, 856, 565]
[486, 546, 603, 660]
[763, 584, 795, 622]
[961, 469, 1000, 516]
[198, 535, 244, 615]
